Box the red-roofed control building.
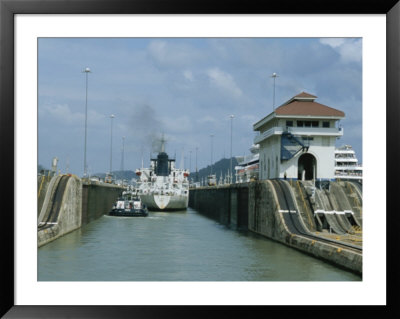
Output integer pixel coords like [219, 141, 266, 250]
[253, 92, 345, 181]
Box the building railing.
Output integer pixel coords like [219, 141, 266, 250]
[254, 126, 343, 144]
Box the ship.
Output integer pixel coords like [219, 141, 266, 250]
[334, 144, 362, 181]
[235, 144, 260, 183]
[135, 137, 189, 211]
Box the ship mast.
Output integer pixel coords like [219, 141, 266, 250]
[161, 133, 166, 153]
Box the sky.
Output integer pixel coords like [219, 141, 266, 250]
[38, 37, 362, 176]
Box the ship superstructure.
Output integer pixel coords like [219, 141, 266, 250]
[334, 145, 362, 181]
[235, 144, 260, 183]
[135, 137, 189, 210]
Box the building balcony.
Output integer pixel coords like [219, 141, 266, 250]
[254, 126, 343, 144]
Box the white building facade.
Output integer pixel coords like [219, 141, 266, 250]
[253, 92, 345, 181]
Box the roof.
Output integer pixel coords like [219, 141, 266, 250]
[275, 101, 345, 117]
[293, 92, 317, 99]
[253, 91, 345, 131]
[274, 92, 345, 117]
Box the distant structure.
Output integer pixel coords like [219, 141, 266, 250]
[334, 144, 362, 181]
[235, 144, 260, 183]
[253, 92, 345, 181]
[51, 157, 59, 174]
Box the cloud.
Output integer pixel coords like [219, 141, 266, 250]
[147, 40, 202, 68]
[319, 38, 346, 48]
[197, 116, 217, 125]
[161, 115, 192, 133]
[319, 38, 362, 63]
[206, 67, 242, 98]
[240, 114, 258, 123]
[183, 69, 194, 82]
[39, 103, 105, 127]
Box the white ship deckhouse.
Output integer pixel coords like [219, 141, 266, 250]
[253, 92, 345, 181]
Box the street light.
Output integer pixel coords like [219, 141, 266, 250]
[271, 72, 279, 110]
[109, 114, 115, 175]
[195, 147, 198, 182]
[189, 150, 192, 172]
[229, 114, 234, 184]
[82, 67, 91, 177]
[120, 136, 125, 172]
[210, 134, 214, 175]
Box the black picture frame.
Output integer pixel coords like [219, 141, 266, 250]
[1, 0, 399, 317]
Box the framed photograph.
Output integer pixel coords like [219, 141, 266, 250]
[1, 0, 398, 317]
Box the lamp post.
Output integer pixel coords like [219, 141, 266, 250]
[210, 134, 214, 175]
[189, 150, 192, 174]
[120, 136, 125, 172]
[229, 114, 234, 183]
[271, 72, 279, 110]
[109, 114, 115, 175]
[82, 67, 91, 177]
[195, 147, 198, 182]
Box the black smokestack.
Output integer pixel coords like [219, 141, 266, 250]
[156, 152, 169, 176]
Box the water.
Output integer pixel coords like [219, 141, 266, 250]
[38, 208, 361, 281]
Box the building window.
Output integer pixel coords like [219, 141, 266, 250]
[322, 121, 330, 128]
[286, 120, 293, 127]
[297, 120, 318, 127]
[302, 137, 314, 141]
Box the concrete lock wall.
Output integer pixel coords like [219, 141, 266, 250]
[189, 181, 362, 274]
[37, 175, 52, 217]
[38, 175, 82, 247]
[81, 183, 124, 225]
[189, 184, 249, 229]
[38, 177, 124, 247]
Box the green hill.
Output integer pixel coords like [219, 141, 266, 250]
[190, 157, 238, 183]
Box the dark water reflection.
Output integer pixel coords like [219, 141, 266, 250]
[38, 208, 361, 281]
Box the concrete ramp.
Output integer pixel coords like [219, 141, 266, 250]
[331, 211, 355, 234]
[38, 175, 63, 225]
[317, 212, 346, 235]
[291, 181, 317, 232]
[38, 175, 82, 247]
[343, 181, 363, 226]
[346, 211, 362, 228]
[328, 183, 359, 233]
[314, 189, 348, 234]
[329, 183, 353, 211]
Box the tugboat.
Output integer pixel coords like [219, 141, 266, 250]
[109, 190, 148, 217]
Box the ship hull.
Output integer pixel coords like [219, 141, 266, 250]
[140, 193, 188, 211]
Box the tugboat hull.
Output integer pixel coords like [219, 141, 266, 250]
[109, 208, 148, 217]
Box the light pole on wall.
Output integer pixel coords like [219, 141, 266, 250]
[109, 114, 115, 175]
[229, 114, 234, 184]
[195, 147, 198, 182]
[82, 67, 91, 178]
[120, 136, 125, 172]
[210, 134, 214, 175]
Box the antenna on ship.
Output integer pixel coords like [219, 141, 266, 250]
[161, 133, 166, 153]
[180, 148, 185, 170]
[141, 145, 144, 169]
